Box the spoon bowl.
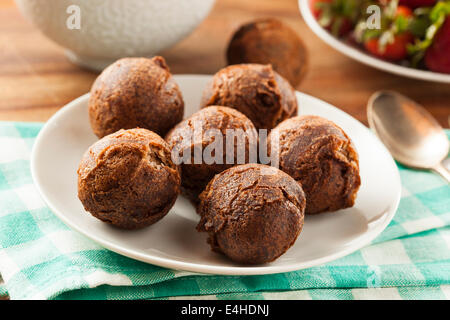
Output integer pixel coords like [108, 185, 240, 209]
[368, 91, 449, 182]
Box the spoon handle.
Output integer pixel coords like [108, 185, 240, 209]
[433, 162, 450, 183]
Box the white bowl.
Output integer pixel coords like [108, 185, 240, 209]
[299, 0, 450, 83]
[15, 0, 215, 71]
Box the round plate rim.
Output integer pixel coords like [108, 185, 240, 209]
[30, 74, 401, 275]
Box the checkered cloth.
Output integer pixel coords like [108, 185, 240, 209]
[0, 121, 449, 300]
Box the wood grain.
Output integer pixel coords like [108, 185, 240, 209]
[0, 0, 449, 127]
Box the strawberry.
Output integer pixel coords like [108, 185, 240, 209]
[310, 0, 332, 18]
[309, 0, 359, 37]
[361, 4, 414, 61]
[425, 16, 450, 73]
[396, 5, 413, 18]
[399, 0, 437, 9]
[365, 32, 414, 60]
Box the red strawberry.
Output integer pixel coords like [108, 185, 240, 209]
[396, 5, 413, 18]
[365, 33, 414, 61]
[328, 18, 353, 36]
[310, 0, 332, 18]
[309, 0, 355, 36]
[425, 17, 450, 73]
[399, 0, 437, 9]
[362, 4, 414, 61]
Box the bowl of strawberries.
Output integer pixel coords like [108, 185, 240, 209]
[299, 0, 450, 83]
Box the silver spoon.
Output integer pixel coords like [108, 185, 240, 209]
[368, 91, 450, 182]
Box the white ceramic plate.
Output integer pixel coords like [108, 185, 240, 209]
[299, 0, 450, 83]
[31, 75, 401, 275]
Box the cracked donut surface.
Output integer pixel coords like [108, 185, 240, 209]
[200, 64, 298, 130]
[268, 115, 361, 215]
[197, 163, 306, 264]
[88, 56, 184, 138]
[77, 128, 181, 229]
[165, 106, 258, 203]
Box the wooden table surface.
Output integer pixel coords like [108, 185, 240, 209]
[0, 0, 449, 127]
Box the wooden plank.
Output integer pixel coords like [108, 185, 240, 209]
[0, 0, 448, 127]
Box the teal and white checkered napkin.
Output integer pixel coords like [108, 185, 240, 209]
[0, 121, 449, 300]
